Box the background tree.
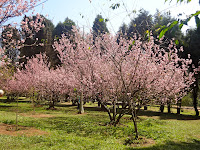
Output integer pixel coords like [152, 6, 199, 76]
[153, 10, 184, 45]
[92, 14, 109, 39]
[19, 15, 60, 67]
[127, 9, 153, 39]
[117, 23, 128, 41]
[53, 17, 76, 39]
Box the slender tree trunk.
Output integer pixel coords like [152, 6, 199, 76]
[98, 101, 101, 108]
[72, 100, 76, 106]
[114, 104, 128, 126]
[193, 75, 199, 116]
[78, 92, 84, 114]
[16, 96, 19, 131]
[177, 99, 181, 114]
[167, 103, 171, 113]
[31, 92, 35, 114]
[131, 108, 138, 139]
[160, 104, 164, 113]
[48, 94, 55, 109]
[113, 99, 116, 124]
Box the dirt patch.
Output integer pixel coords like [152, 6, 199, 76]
[131, 138, 155, 148]
[0, 123, 48, 136]
[196, 135, 200, 139]
[124, 137, 155, 148]
[20, 113, 54, 118]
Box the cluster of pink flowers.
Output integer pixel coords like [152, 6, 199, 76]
[0, 0, 45, 64]
[0, 0, 41, 24]
[4, 54, 70, 99]
[53, 27, 195, 105]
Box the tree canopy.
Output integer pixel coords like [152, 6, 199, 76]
[92, 14, 109, 38]
[53, 17, 76, 39]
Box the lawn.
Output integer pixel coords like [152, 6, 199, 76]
[0, 98, 199, 150]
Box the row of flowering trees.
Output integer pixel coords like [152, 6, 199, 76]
[2, 25, 195, 138]
[0, 0, 196, 140]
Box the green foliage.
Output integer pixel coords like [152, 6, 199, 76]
[127, 9, 153, 39]
[165, 0, 192, 3]
[110, 3, 120, 10]
[158, 7, 200, 39]
[153, 10, 184, 47]
[118, 23, 128, 37]
[53, 17, 76, 39]
[181, 93, 194, 106]
[92, 14, 109, 38]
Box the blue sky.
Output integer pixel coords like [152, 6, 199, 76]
[10, 0, 200, 33]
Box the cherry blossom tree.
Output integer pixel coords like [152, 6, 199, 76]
[53, 28, 194, 139]
[93, 34, 194, 138]
[0, 0, 46, 64]
[0, 0, 46, 104]
[53, 27, 98, 113]
[7, 53, 71, 109]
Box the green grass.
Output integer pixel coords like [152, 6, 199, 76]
[0, 100, 199, 150]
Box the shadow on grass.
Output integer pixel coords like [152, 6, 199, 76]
[0, 98, 31, 103]
[83, 106, 107, 112]
[126, 139, 200, 150]
[39, 116, 101, 132]
[0, 105, 14, 108]
[138, 110, 200, 120]
[82, 106, 200, 120]
[55, 103, 77, 108]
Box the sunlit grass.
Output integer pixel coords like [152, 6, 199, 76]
[0, 100, 199, 150]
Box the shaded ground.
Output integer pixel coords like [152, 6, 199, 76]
[0, 123, 48, 136]
[20, 113, 54, 118]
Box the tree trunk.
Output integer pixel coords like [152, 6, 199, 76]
[144, 105, 147, 110]
[114, 104, 128, 126]
[16, 96, 18, 131]
[131, 108, 138, 139]
[113, 99, 116, 124]
[160, 104, 164, 113]
[167, 103, 171, 113]
[177, 99, 181, 114]
[98, 101, 101, 108]
[48, 95, 55, 110]
[193, 74, 199, 116]
[78, 92, 84, 114]
[72, 100, 76, 106]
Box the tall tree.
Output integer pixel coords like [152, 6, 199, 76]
[153, 10, 184, 44]
[118, 23, 128, 38]
[92, 14, 109, 38]
[53, 17, 76, 39]
[127, 9, 153, 39]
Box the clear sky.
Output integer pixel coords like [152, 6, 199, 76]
[11, 0, 200, 33]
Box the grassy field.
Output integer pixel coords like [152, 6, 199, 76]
[0, 97, 199, 150]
